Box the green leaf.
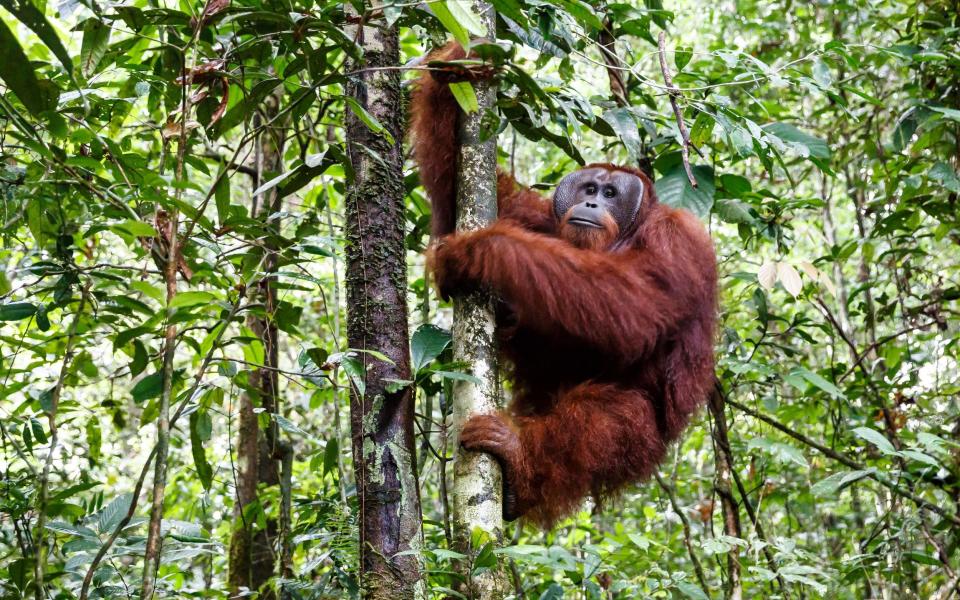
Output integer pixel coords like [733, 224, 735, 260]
[79, 18, 110, 77]
[812, 58, 832, 88]
[34, 304, 50, 331]
[654, 165, 715, 217]
[96, 493, 132, 534]
[112, 220, 158, 237]
[411, 324, 451, 373]
[274, 414, 310, 438]
[345, 97, 395, 145]
[214, 175, 231, 224]
[0, 19, 58, 115]
[689, 112, 713, 147]
[555, 0, 602, 29]
[322, 438, 338, 475]
[132, 371, 163, 403]
[444, 0, 487, 37]
[449, 81, 479, 113]
[431, 370, 482, 385]
[674, 45, 693, 72]
[170, 291, 217, 309]
[190, 411, 213, 490]
[676, 581, 709, 600]
[430, 1, 470, 47]
[601, 108, 642, 160]
[786, 367, 845, 399]
[0, 0, 72, 73]
[0, 302, 37, 321]
[489, 0, 526, 26]
[810, 469, 873, 497]
[929, 106, 960, 122]
[852, 427, 896, 455]
[86, 416, 101, 463]
[763, 122, 831, 159]
[714, 199, 754, 224]
[251, 169, 296, 198]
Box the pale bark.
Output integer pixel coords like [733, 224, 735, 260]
[449, 3, 511, 597]
[344, 8, 425, 598]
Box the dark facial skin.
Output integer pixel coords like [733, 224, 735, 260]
[553, 168, 644, 249]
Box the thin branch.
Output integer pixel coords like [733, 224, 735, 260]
[725, 396, 960, 527]
[653, 471, 711, 596]
[708, 388, 742, 600]
[598, 19, 628, 108]
[79, 297, 244, 600]
[35, 282, 91, 600]
[658, 31, 699, 189]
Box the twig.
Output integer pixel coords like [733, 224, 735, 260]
[708, 388, 743, 600]
[653, 471, 711, 596]
[35, 282, 91, 600]
[79, 297, 244, 600]
[725, 396, 960, 527]
[598, 19, 628, 108]
[657, 31, 699, 189]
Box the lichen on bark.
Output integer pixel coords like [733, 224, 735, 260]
[448, 3, 512, 598]
[343, 6, 425, 599]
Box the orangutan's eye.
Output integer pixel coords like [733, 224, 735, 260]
[603, 185, 617, 198]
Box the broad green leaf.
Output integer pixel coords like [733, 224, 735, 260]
[322, 438, 338, 475]
[251, 169, 296, 198]
[555, 0, 602, 29]
[654, 165, 715, 217]
[601, 108, 642, 160]
[274, 414, 310, 438]
[852, 427, 896, 455]
[443, 1, 487, 37]
[714, 199, 754, 224]
[79, 18, 110, 78]
[345, 97, 395, 145]
[430, 1, 470, 47]
[0, 302, 37, 321]
[674, 45, 693, 72]
[411, 324, 451, 373]
[810, 469, 873, 497]
[190, 411, 213, 490]
[763, 122, 831, 159]
[676, 582, 709, 600]
[0, 19, 58, 115]
[170, 291, 217, 309]
[448, 81, 479, 113]
[0, 0, 72, 73]
[930, 106, 960, 122]
[132, 371, 163, 403]
[96, 494, 132, 533]
[112, 220, 158, 238]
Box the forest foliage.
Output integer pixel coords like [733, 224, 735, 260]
[0, 0, 958, 597]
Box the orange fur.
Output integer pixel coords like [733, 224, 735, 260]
[411, 42, 718, 527]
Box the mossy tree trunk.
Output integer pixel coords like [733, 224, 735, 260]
[449, 4, 511, 598]
[343, 9, 425, 599]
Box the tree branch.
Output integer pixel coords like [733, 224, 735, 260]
[657, 31, 699, 188]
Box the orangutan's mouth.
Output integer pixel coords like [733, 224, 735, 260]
[567, 218, 603, 228]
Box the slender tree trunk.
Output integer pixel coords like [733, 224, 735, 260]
[228, 101, 286, 600]
[343, 10, 424, 599]
[448, 4, 511, 598]
[709, 388, 742, 600]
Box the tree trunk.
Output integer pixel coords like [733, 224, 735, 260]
[709, 388, 743, 600]
[343, 12, 425, 599]
[228, 101, 286, 600]
[449, 5, 511, 598]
